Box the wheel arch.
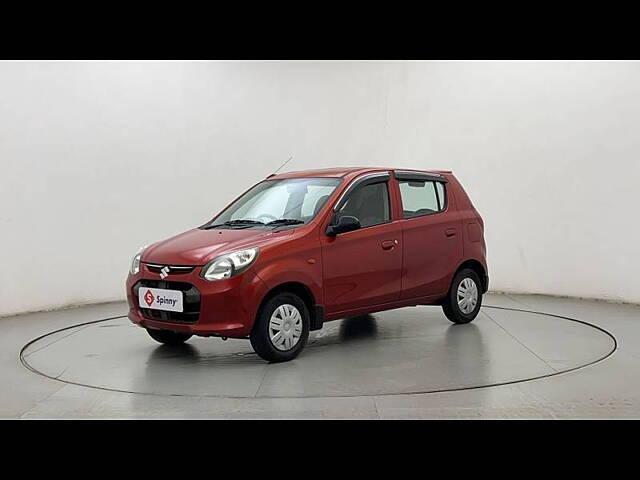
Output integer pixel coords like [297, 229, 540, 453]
[454, 259, 488, 293]
[254, 281, 323, 332]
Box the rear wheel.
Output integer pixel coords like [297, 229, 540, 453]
[146, 328, 192, 345]
[442, 268, 483, 324]
[250, 292, 310, 363]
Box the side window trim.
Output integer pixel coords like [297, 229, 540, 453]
[436, 181, 447, 212]
[394, 170, 448, 183]
[332, 172, 390, 212]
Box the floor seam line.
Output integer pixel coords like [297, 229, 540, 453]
[482, 310, 559, 373]
[19, 382, 71, 419]
[503, 294, 533, 309]
[372, 397, 381, 420]
[23, 323, 93, 358]
[253, 366, 269, 398]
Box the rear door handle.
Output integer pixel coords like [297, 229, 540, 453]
[445, 228, 456, 237]
[381, 240, 398, 250]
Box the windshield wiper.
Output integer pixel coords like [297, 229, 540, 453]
[265, 218, 305, 226]
[225, 219, 265, 225]
[203, 219, 265, 229]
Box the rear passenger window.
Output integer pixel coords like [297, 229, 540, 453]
[399, 180, 446, 218]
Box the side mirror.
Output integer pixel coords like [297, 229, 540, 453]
[326, 215, 361, 237]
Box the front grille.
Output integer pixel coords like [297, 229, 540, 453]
[134, 279, 201, 324]
[144, 263, 196, 275]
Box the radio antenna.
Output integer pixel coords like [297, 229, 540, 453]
[269, 155, 294, 178]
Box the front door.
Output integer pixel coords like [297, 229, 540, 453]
[321, 176, 402, 315]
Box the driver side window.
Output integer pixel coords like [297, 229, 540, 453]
[337, 181, 390, 228]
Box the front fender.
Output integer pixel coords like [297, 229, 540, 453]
[254, 256, 323, 305]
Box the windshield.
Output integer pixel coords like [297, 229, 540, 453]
[203, 177, 342, 229]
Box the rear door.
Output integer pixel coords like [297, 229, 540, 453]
[320, 173, 403, 314]
[395, 171, 463, 299]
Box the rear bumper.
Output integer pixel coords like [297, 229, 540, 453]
[126, 263, 269, 338]
[483, 274, 489, 293]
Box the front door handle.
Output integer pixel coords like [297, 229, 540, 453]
[381, 240, 398, 250]
[445, 228, 456, 237]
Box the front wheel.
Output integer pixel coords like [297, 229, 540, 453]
[146, 328, 192, 345]
[250, 292, 310, 363]
[442, 268, 483, 324]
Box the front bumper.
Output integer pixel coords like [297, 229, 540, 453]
[126, 263, 269, 338]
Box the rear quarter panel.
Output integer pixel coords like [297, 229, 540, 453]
[447, 174, 488, 275]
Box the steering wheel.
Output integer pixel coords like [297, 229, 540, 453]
[256, 213, 278, 223]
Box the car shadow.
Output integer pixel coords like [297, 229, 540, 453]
[339, 314, 379, 341]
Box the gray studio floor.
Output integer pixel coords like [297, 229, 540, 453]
[2, 293, 639, 419]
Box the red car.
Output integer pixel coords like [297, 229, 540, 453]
[126, 167, 488, 362]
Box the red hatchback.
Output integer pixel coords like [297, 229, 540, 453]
[126, 167, 488, 362]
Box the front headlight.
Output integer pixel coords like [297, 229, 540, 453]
[130, 245, 148, 275]
[201, 247, 259, 281]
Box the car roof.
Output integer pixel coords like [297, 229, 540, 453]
[269, 167, 451, 180]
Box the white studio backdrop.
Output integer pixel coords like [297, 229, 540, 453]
[1, 60, 639, 316]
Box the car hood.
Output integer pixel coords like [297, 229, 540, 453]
[142, 227, 294, 266]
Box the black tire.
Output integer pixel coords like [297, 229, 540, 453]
[250, 292, 310, 363]
[442, 268, 483, 324]
[146, 328, 192, 345]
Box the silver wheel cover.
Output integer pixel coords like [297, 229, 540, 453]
[269, 304, 303, 351]
[457, 277, 478, 314]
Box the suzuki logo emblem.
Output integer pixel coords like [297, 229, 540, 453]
[159, 266, 170, 279]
